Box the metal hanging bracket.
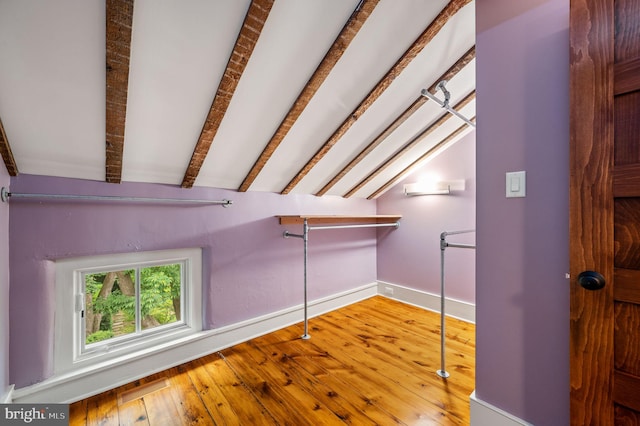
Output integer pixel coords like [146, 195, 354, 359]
[436, 80, 451, 107]
[283, 230, 304, 239]
[421, 80, 476, 128]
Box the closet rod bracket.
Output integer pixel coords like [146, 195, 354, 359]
[421, 80, 476, 128]
[283, 230, 304, 239]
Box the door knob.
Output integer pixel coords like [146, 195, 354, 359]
[577, 271, 606, 291]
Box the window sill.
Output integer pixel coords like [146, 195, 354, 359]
[73, 324, 194, 368]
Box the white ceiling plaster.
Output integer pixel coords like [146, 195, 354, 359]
[0, 0, 475, 199]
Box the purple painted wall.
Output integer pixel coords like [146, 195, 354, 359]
[476, 0, 570, 424]
[8, 174, 377, 388]
[0, 166, 9, 399]
[377, 131, 476, 304]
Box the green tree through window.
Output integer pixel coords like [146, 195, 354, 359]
[84, 264, 182, 345]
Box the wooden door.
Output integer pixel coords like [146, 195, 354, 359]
[570, 0, 640, 424]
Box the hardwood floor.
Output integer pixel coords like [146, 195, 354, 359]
[69, 296, 475, 425]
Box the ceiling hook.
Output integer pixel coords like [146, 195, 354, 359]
[436, 80, 451, 108]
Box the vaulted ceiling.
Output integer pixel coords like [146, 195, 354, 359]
[0, 0, 475, 199]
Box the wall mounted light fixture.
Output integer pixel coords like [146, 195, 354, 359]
[403, 180, 465, 196]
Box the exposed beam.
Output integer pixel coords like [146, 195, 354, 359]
[315, 45, 475, 196]
[181, 0, 275, 188]
[0, 116, 18, 176]
[280, 0, 472, 195]
[344, 91, 476, 198]
[237, 0, 380, 192]
[366, 119, 474, 199]
[105, 0, 134, 184]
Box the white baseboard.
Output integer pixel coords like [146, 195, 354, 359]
[377, 281, 475, 323]
[11, 282, 474, 404]
[470, 391, 533, 426]
[12, 283, 378, 404]
[2, 384, 14, 403]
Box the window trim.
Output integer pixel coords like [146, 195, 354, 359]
[55, 248, 202, 375]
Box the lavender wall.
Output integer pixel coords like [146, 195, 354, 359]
[0, 165, 9, 399]
[476, 0, 570, 424]
[8, 174, 377, 388]
[377, 131, 475, 304]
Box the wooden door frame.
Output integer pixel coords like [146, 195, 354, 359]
[569, 0, 615, 424]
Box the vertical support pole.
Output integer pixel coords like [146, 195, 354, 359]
[437, 232, 450, 378]
[301, 219, 311, 340]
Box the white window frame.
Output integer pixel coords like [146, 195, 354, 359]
[55, 248, 202, 375]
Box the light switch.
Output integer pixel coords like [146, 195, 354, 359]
[510, 177, 520, 192]
[506, 171, 526, 198]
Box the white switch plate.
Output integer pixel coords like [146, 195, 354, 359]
[506, 171, 526, 198]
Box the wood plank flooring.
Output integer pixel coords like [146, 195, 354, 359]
[69, 296, 475, 425]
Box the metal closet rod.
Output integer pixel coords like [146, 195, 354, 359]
[283, 221, 399, 237]
[440, 229, 476, 250]
[0, 187, 233, 207]
[309, 222, 400, 231]
[441, 229, 475, 236]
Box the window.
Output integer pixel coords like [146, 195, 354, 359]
[55, 248, 202, 374]
[82, 263, 184, 355]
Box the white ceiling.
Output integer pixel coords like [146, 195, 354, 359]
[0, 0, 475, 199]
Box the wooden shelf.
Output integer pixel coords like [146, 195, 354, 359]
[276, 215, 402, 225]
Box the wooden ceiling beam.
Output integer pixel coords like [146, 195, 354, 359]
[0, 116, 18, 176]
[105, 0, 134, 184]
[344, 91, 476, 198]
[237, 0, 380, 192]
[181, 0, 275, 189]
[366, 119, 474, 199]
[280, 0, 472, 195]
[315, 45, 475, 196]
